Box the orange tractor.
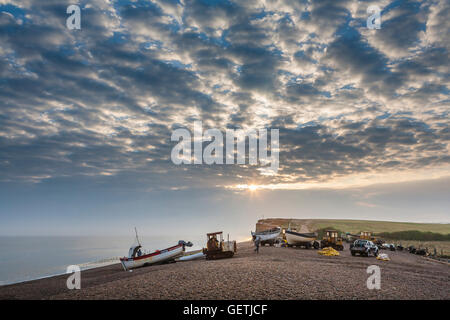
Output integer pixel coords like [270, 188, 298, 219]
[360, 231, 383, 246]
[320, 230, 344, 251]
[203, 231, 237, 260]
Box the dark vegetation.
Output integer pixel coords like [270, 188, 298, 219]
[377, 230, 450, 241]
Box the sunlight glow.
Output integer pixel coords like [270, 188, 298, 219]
[227, 166, 450, 191]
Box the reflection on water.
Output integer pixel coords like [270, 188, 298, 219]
[0, 235, 205, 286]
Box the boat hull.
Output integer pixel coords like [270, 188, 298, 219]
[120, 243, 184, 270]
[176, 251, 205, 261]
[285, 230, 316, 245]
[251, 227, 281, 242]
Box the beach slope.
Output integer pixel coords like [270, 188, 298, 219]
[0, 242, 448, 300]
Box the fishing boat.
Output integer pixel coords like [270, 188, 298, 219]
[120, 228, 192, 271]
[285, 229, 317, 247]
[251, 226, 281, 246]
[176, 251, 205, 261]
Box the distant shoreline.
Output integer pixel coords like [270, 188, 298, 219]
[0, 248, 202, 288]
[0, 261, 122, 287]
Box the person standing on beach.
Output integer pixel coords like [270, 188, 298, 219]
[254, 236, 261, 254]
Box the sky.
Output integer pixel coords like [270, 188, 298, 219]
[0, 0, 449, 237]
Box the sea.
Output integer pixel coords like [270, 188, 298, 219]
[0, 235, 208, 286]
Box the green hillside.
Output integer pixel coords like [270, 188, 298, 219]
[307, 219, 450, 235]
[257, 218, 450, 235]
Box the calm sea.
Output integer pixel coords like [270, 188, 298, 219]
[0, 235, 206, 286]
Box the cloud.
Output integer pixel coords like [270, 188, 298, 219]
[362, 0, 427, 59]
[0, 0, 448, 191]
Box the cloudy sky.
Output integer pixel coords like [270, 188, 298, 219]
[0, 0, 449, 237]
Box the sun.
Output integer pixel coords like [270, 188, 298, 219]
[248, 185, 258, 192]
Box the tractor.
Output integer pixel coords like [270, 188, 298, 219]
[359, 231, 373, 240]
[202, 231, 237, 260]
[360, 231, 383, 247]
[320, 230, 344, 251]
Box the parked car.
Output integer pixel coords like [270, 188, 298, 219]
[350, 239, 379, 257]
[381, 243, 395, 251]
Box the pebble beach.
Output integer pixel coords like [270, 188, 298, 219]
[0, 241, 448, 300]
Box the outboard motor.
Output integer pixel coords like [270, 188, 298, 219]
[178, 240, 193, 250]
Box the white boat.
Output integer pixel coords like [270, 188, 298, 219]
[251, 227, 281, 245]
[176, 251, 205, 261]
[285, 230, 317, 246]
[119, 228, 192, 271]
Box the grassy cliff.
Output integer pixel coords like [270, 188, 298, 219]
[256, 218, 450, 255]
[256, 218, 450, 235]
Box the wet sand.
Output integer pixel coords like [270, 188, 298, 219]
[0, 241, 448, 300]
